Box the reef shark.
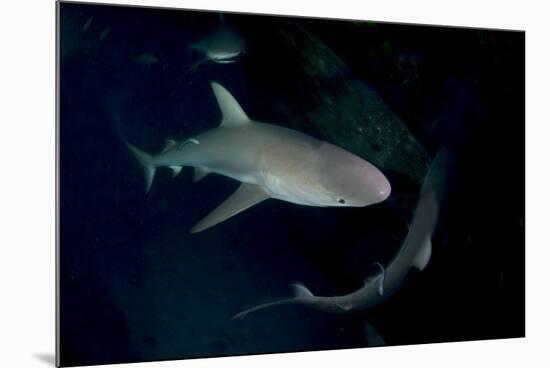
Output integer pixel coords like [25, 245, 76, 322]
[186, 14, 246, 73]
[125, 81, 391, 233]
[233, 148, 449, 319]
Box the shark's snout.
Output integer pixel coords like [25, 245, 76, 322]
[354, 159, 391, 206]
[373, 172, 391, 203]
[315, 143, 392, 207]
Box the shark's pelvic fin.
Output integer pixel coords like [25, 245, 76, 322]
[193, 167, 210, 183]
[412, 236, 432, 271]
[189, 183, 269, 233]
[126, 142, 156, 193]
[290, 283, 314, 297]
[210, 81, 250, 127]
[168, 166, 183, 178]
[364, 262, 386, 296]
[375, 263, 385, 296]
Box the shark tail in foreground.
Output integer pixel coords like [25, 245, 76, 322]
[232, 283, 312, 320]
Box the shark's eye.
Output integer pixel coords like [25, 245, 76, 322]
[337, 198, 346, 204]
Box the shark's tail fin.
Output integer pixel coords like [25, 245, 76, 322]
[232, 283, 314, 320]
[125, 142, 156, 193]
[110, 115, 157, 193]
[232, 298, 295, 321]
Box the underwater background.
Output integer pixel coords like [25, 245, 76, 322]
[58, 2, 524, 366]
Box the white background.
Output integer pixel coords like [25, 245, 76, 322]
[0, 0, 547, 367]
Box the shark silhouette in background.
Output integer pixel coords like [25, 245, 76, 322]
[233, 148, 449, 319]
[124, 81, 391, 233]
[185, 14, 247, 74]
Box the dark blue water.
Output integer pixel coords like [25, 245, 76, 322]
[58, 2, 524, 366]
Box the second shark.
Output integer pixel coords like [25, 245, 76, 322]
[233, 148, 449, 318]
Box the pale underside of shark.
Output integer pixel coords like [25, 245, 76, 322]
[126, 82, 391, 233]
[233, 148, 449, 319]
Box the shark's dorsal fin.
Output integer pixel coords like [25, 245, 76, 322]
[189, 183, 268, 233]
[412, 236, 432, 271]
[210, 81, 250, 127]
[290, 283, 314, 297]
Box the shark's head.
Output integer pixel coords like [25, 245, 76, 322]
[208, 27, 246, 63]
[191, 25, 246, 64]
[315, 143, 391, 207]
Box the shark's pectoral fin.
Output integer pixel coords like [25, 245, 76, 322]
[412, 236, 432, 271]
[189, 183, 269, 233]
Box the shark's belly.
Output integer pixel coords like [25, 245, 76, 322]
[254, 126, 327, 205]
[261, 170, 323, 206]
